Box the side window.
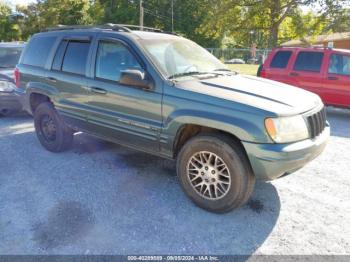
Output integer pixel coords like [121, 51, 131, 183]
[62, 41, 90, 75]
[293, 51, 324, 72]
[270, 51, 292, 69]
[329, 54, 350, 76]
[52, 40, 68, 71]
[22, 36, 57, 68]
[95, 41, 142, 82]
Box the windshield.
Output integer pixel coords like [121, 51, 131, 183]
[0, 47, 22, 68]
[139, 38, 228, 79]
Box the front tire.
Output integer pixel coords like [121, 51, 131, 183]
[34, 102, 73, 152]
[177, 134, 255, 213]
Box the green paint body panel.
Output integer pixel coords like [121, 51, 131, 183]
[16, 29, 330, 181]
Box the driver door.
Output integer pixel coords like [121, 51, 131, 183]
[86, 37, 162, 152]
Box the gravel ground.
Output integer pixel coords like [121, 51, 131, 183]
[0, 107, 349, 255]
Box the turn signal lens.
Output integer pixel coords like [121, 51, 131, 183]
[265, 118, 277, 140]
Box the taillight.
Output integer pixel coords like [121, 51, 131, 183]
[14, 68, 20, 88]
[260, 68, 267, 78]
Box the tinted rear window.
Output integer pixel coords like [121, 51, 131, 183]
[22, 36, 56, 68]
[62, 41, 90, 75]
[0, 47, 23, 68]
[270, 51, 292, 69]
[293, 51, 324, 72]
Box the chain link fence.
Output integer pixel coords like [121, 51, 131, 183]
[207, 48, 271, 64]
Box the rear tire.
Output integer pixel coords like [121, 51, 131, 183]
[34, 102, 73, 152]
[177, 134, 255, 213]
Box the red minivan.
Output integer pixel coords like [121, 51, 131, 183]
[259, 47, 350, 108]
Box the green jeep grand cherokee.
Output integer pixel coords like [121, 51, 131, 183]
[15, 24, 330, 213]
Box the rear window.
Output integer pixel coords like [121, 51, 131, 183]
[22, 36, 57, 68]
[293, 51, 324, 72]
[0, 47, 23, 68]
[61, 41, 90, 75]
[270, 51, 292, 69]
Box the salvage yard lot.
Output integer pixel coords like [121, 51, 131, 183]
[0, 107, 349, 255]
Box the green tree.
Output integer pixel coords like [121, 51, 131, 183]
[324, 7, 350, 33]
[199, 0, 348, 48]
[10, 0, 350, 47]
[97, 0, 220, 47]
[0, 2, 20, 41]
[17, 0, 100, 39]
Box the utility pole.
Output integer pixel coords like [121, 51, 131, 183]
[171, 0, 174, 32]
[139, 0, 144, 31]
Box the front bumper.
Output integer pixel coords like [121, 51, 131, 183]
[242, 125, 330, 181]
[0, 91, 23, 115]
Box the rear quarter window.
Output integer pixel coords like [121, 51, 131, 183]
[293, 51, 324, 72]
[22, 36, 57, 68]
[270, 51, 292, 69]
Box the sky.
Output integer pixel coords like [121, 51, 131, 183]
[6, 0, 34, 9]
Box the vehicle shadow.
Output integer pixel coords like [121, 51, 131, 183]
[104, 149, 280, 255]
[0, 117, 280, 255]
[59, 133, 281, 254]
[326, 107, 350, 139]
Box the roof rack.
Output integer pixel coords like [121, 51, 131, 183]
[42, 24, 132, 32]
[118, 24, 163, 32]
[42, 23, 177, 35]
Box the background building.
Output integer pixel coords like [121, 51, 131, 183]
[282, 32, 350, 49]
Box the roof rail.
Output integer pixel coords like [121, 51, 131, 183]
[42, 24, 132, 33]
[117, 24, 163, 32]
[42, 23, 178, 35]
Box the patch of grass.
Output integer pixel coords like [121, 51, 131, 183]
[227, 64, 259, 76]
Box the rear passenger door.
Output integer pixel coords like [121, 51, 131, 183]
[46, 36, 92, 124]
[265, 50, 294, 85]
[85, 37, 162, 152]
[289, 51, 325, 98]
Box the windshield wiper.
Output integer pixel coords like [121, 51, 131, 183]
[168, 71, 209, 79]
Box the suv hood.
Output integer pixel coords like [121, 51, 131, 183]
[176, 74, 322, 116]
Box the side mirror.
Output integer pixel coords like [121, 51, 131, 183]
[119, 69, 153, 90]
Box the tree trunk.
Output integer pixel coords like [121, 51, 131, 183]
[269, 0, 281, 48]
[269, 23, 279, 48]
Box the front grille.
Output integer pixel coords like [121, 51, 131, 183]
[306, 107, 327, 138]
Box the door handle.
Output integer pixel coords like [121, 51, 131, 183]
[289, 72, 299, 76]
[46, 76, 57, 82]
[328, 76, 338, 80]
[91, 87, 107, 95]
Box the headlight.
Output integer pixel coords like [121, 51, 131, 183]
[0, 80, 16, 92]
[265, 115, 309, 143]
